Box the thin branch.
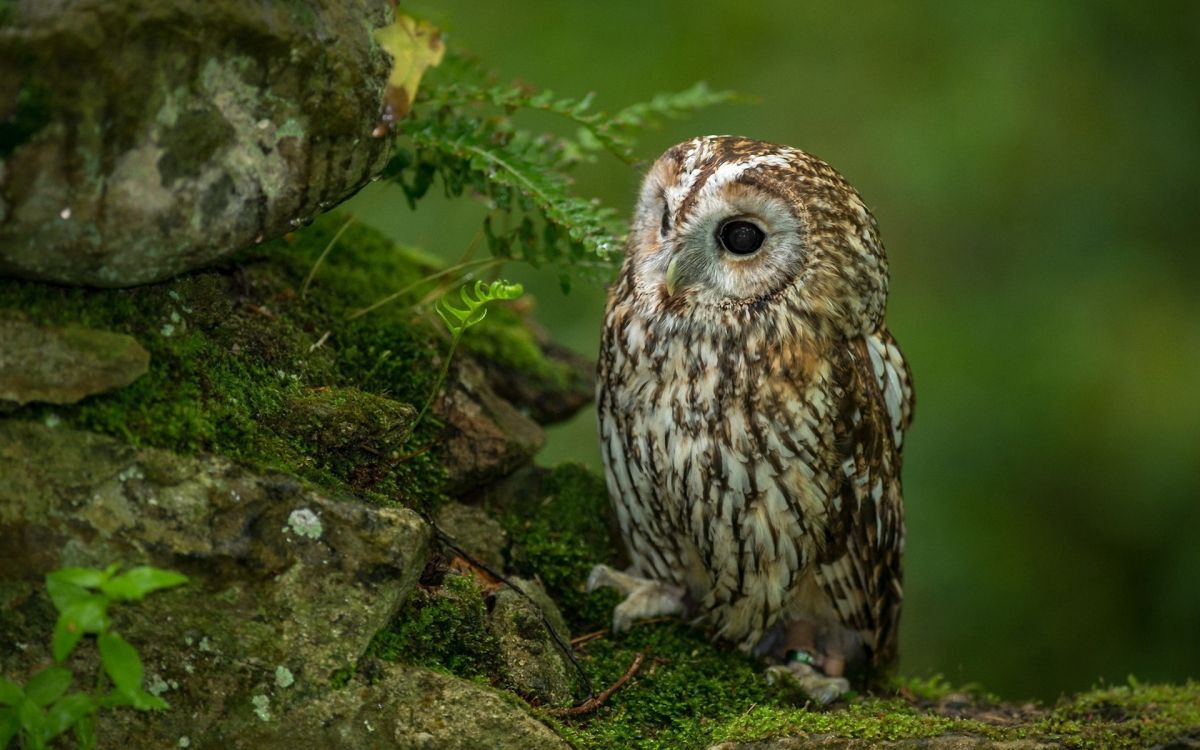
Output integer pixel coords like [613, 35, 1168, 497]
[550, 653, 645, 717]
[571, 629, 609, 647]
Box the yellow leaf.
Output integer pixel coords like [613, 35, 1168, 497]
[374, 15, 445, 130]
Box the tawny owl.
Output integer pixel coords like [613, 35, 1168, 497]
[589, 135, 913, 702]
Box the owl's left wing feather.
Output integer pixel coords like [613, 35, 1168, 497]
[814, 327, 912, 669]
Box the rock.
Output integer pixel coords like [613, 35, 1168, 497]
[709, 738, 1061, 750]
[0, 316, 149, 405]
[0, 419, 430, 747]
[437, 357, 544, 494]
[490, 578, 578, 706]
[0, 0, 394, 287]
[235, 665, 570, 750]
[270, 386, 419, 490]
[473, 322, 596, 425]
[435, 501, 509, 570]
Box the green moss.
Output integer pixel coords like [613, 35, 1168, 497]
[0, 214, 448, 511]
[461, 305, 570, 389]
[503, 463, 620, 632]
[1030, 680, 1200, 749]
[366, 573, 502, 679]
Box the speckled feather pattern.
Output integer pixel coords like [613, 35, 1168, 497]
[598, 136, 913, 669]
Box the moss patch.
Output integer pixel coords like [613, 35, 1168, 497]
[366, 573, 502, 680]
[503, 463, 622, 632]
[0, 214, 456, 510]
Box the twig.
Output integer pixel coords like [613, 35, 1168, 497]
[571, 629, 609, 647]
[308, 330, 331, 352]
[550, 653, 644, 717]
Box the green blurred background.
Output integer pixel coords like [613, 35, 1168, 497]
[346, 1, 1200, 700]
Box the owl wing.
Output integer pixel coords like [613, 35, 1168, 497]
[814, 327, 912, 669]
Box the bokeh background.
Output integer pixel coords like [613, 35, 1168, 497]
[346, 1, 1200, 700]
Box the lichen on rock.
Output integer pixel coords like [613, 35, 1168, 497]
[0, 0, 396, 286]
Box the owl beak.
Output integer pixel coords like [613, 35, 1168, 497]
[665, 256, 680, 296]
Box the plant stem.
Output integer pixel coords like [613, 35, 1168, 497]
[346, 258, 503, 320]
[413, 331, 463, 429]
[301, 215, 355, 298]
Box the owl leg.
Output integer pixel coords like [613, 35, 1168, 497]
[586, 564, 686, 633]
[763, 620, 851, 704]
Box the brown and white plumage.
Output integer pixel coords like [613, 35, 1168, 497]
[591, 136, 913, 695]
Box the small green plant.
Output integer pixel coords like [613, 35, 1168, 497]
[0, 564, 188, 750]
[413, 279, 524, 427]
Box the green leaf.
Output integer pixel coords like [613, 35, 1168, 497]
[99, 688, 166, 712]
[51, 620, 84, 665]
[44, 577, 90, 614]
[16, 700, 45, 749]
[44, 694, 93, 741]
[0, 678, 21, 707]
[73, 713, 96, 750]
[97, 632, 142, 697]
[0, 708, 17, 749]
[23, 668, 70, 708]
[53, 596, 107, 662]
[45, 567, 109, 591]
[130, 691, 168, 711]
[99, 567, 188, 602]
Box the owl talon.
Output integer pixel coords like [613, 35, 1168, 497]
[586, 564, 685, 632]
[764, 663, 850, 705]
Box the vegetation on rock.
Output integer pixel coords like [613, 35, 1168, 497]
[0, 565, 187, 750]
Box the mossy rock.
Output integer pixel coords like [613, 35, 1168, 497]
[0, 420, 431, 747]
[0, 0, 394, 286]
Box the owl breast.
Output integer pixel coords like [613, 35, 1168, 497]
[598, 284, 853, 651]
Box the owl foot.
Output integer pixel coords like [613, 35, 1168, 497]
[586, 564, 686, 633]
[765, 661, 850, 705]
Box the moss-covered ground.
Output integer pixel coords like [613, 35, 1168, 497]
[369, 467, 1200, 749]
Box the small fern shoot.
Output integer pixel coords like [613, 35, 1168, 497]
[415, 280, 525, 428]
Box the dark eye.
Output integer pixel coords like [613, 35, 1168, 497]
[660, 205, 671, 237]
[718, 220, 765, 255]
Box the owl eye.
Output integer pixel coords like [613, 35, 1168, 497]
[660, 205, 671, 237]
[718, 220, 765, 255]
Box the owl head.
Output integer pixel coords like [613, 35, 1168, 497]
[624, 136, 888, 337]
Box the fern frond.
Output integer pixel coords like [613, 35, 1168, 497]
[435, 279, 524, 337]
[382, 37, 740, 289]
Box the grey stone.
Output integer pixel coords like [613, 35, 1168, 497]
[0, 316, 150, 404]
[0, 0, 394, 287]
[435, 501, 509, 570]
[0, 419, 430, 747]
[234, 665, 570, 750]
[490, 578, 577, 707]
[438, 358, 544, 494]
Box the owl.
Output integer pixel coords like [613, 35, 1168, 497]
[588, 136, 913, 703]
